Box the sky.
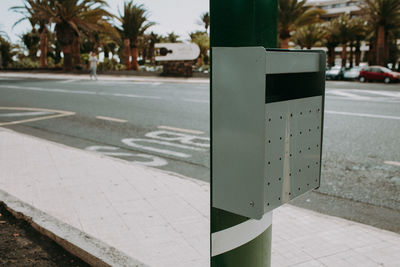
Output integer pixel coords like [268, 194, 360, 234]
[0, 0, 209, 43]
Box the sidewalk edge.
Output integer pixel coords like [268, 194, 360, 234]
[0, 189, 148, 267]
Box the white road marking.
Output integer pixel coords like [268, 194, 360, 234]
[60, 79, 76, 83]
[95, 116, 127, 123]
[0, 107, 75, 126]
[85, 146, 168, 167]
[146, 130, 209, 148]
[122, 138, 205, 158]
[384, 161, 400, 167]
[327, 90, 372, 100]
[133, 154, 168, 167]
[0, 85, 161, 100]
[182, 98, 209, 104]
[0, 111, 52, 117]
[326, 95, 400, 104]
[326, 110, 400, 121]
[158, 125, 204, 135]
[347, 89, 400, 98]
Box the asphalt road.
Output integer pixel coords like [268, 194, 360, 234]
[0, 75, 399, 232]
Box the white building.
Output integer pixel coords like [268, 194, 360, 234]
[306, 0, 363, 20]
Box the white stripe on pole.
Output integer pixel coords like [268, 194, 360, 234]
[211, 211, 273, 257]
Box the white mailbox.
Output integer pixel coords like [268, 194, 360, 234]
[212, 47, 326, 219]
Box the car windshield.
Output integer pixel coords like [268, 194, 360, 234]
[381, 67, 392, 73]
[348, 68, 359, 72]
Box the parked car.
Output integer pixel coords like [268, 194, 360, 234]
[343, 66, 363, 80]
[326, 66, 345, 80]
[359, 66, 400, 83]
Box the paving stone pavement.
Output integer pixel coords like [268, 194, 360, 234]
[0, 127, 399, 267]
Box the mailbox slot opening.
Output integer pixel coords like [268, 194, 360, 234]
[265, 72, 324, 103]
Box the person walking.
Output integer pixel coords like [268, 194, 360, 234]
[89, 51, 98, 80]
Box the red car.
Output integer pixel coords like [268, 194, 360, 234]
[359, 66, 400, 84]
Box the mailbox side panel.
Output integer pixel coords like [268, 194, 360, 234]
[212, 47, 266, 219]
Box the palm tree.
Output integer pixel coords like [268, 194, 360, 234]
[336, 15, 352, 67]
[322, 19, 340, 67]
[21, 31, 41, 60]
[11, 0, 51, 68]
[190, 31, 209, 66]
[33, 0, 114, 71]
[147, 32, 160, 64]
[198, 12, 210, 33]
[160, 32, 181, 43]
[278, 0, 325, 48]
[118, 1, 155, 70]
[361, 0, 400, 66]
[0, 33, 14, 68]
[292, 23, 324, 49]
[348, 17, 367, 67]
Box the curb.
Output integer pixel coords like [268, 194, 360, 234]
[0, 189, 148, 267]
[0, 72, 210, 84]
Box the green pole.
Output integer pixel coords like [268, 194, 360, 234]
[210, 0, 278, 266]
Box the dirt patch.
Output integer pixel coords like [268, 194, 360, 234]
[0, 204, 90, 267]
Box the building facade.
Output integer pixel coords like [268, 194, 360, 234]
[306, 0, 363, 20]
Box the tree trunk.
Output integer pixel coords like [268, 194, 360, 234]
[72, 37, 81, 68]
[376, 25, 385, 66]
[123, 38, 131, 69]
[355, 40, 361, 66]
[62, 44, 73, 71]
[39, 30, 48, 68]
[349, 42, 354, 68]
[341, 43, 347, 67]
[104, 46, 110, 59]
[384, 30, 389, 66]
[327, 45, 336, 67]
[281, 38, 290, 49]
[149, 42, 155, 65]
[368, 38, 375, 65]
[131, 46, 139, 71]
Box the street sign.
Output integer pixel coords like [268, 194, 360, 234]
[155, 43, 200, 61]
[212, 47, 326, 219]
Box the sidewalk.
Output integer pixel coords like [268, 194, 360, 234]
[0, 127, 399, 267]
[0, 71, 209, 84]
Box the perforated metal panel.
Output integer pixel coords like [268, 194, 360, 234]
[263, 96, 322, 213]
[212, 47, 326, 219]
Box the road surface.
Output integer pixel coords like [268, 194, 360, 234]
[0, 75, 399, 232]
